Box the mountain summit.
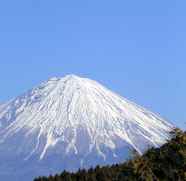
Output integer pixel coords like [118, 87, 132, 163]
[0, 75, 173, 181]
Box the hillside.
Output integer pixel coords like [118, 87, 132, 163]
[34, 128, 186, 181]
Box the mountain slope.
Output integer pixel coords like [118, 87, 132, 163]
[0, 75, 173, 181]
[34, 129, 186, 181]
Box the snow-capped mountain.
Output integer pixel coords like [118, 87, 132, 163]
[0, 75, 173, 181]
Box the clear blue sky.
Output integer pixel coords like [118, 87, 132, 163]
[0, 1, 185, 129]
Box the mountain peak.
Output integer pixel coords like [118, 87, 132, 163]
[47, 74, 81, 82]
[43, 74, 88, 90]
[64, 74, 81, 79]
[29, 75, 87, 101]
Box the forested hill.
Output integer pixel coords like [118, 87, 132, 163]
[34, 129, 186, 181]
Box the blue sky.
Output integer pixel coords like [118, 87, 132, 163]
[0, 1, 185, 129]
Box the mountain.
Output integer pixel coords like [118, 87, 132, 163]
[0, 75, 173, 181]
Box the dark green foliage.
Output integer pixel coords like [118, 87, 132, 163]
[34, 129, 186, 181]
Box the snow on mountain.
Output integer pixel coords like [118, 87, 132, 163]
[0, 75, 173, 181]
